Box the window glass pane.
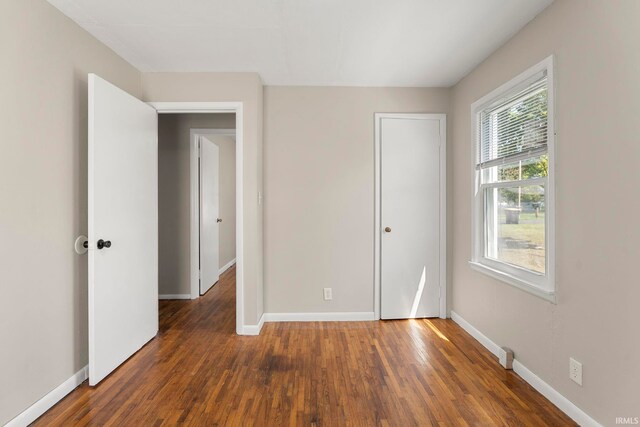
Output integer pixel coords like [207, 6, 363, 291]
[479, 76, 548, 164]
[485, 185, 545, 274]
[481, 155, 548, 184]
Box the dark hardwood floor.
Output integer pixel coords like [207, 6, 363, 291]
[34, 266, 575, 426]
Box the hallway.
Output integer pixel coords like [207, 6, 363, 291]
[34, 267, 574, 426]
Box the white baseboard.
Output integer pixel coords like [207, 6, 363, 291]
[450, 311, 600, 427]
[450, 311, 501, 355]
[264, 312, 375, 322]
[159, 294, 191, 300]
[512, 360, 600, 427]
[219, 258, 236, 275]
[242, 313, 265, 336]
[5, 365, 88, 427]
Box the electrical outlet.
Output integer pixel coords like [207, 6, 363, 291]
[323, 288, 332, 301]
[569, 357, 582, 386]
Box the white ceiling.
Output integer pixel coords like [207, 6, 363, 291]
[47, 0, 553, 87]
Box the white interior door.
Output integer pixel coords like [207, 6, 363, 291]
[381, 117, 441, 319]
[88, 74, 158, 385]
[200, 136, 220, 294]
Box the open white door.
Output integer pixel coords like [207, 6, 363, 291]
[88, 74, 158, 385]
[199, 136, 220, 294]
[381, 116, 442, 319]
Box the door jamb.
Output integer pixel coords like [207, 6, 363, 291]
[149, 102, 245, 335]
[191, 129, 236, 297]
[374, 113, 447, 320]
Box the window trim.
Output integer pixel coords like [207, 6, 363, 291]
[469, 55, 556, 303]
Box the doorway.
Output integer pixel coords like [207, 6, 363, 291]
[87, 75, 248, 386]
[192, 129, 237, 296]
[150, 102, 245, 336]
[156, 115, 237, 302]
[374, 113, 447, 320]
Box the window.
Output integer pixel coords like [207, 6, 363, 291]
[470, 56, 555, 301]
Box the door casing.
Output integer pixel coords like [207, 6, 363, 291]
[192, 129, 236, 296]
[374, 113, 447, 320]
[149, 102, 245, 335]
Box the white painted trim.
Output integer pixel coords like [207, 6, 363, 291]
[513, 361, 599, 427]
[450, 311, 601, 427]
[150, 101, 246, 336]
[190, 128, 236, 301]
[219, 258, 236, 275]
[235, 107, 245, 336]
[438, 117, 447, 319]
[158, 294, 191, 300]
[242, 313, 265, 336]
[264, 312, 376, 322]
[450, 311, 501, 355]
[374, 113, 447, 320]
[5, 366, 88, 427]
[469, 55, 556, 300]
[149, 102, 240, 114]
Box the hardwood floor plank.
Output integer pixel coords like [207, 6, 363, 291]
[33, 266, 576, 426]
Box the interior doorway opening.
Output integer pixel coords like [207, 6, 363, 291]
[157, 114, 237, 302]
[194, 129, 237, 296]
[88, 77, 248, 386]
[150, 102, 245, 336]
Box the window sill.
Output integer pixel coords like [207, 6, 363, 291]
[468, 261, 556, 304]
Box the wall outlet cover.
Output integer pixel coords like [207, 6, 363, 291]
[323, 288, 332, 301]
[569, 357, 582, 386]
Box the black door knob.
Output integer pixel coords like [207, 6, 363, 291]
[97, 239, 112, 249]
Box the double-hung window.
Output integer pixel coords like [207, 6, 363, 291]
[470, 56, 555, 301]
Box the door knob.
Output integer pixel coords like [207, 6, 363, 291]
[97, 239, 112, 249]
[217, 218, 222, 223]
[384, 227, 392, 233]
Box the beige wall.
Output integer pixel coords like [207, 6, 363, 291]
[263, 87, 450, 314]
[0, 0, 142, 424]
[450, 0, 640, 423]
[158, 114, 236, 296]
[143, 73, 264, 325]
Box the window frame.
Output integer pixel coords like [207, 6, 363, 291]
[469, 55, 556, 303]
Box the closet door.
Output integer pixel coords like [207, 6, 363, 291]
[381, 116, 442, 319]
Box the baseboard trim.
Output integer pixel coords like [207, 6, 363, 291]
[159, 294, 191, 300]
[450, 311, 501, 355]
[242, 313, 265, 336]
[450, 311, 601, 427]
[219, 259, 236, 275]
[5, 365, 88, 427]
[264, 312, 376, 322]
